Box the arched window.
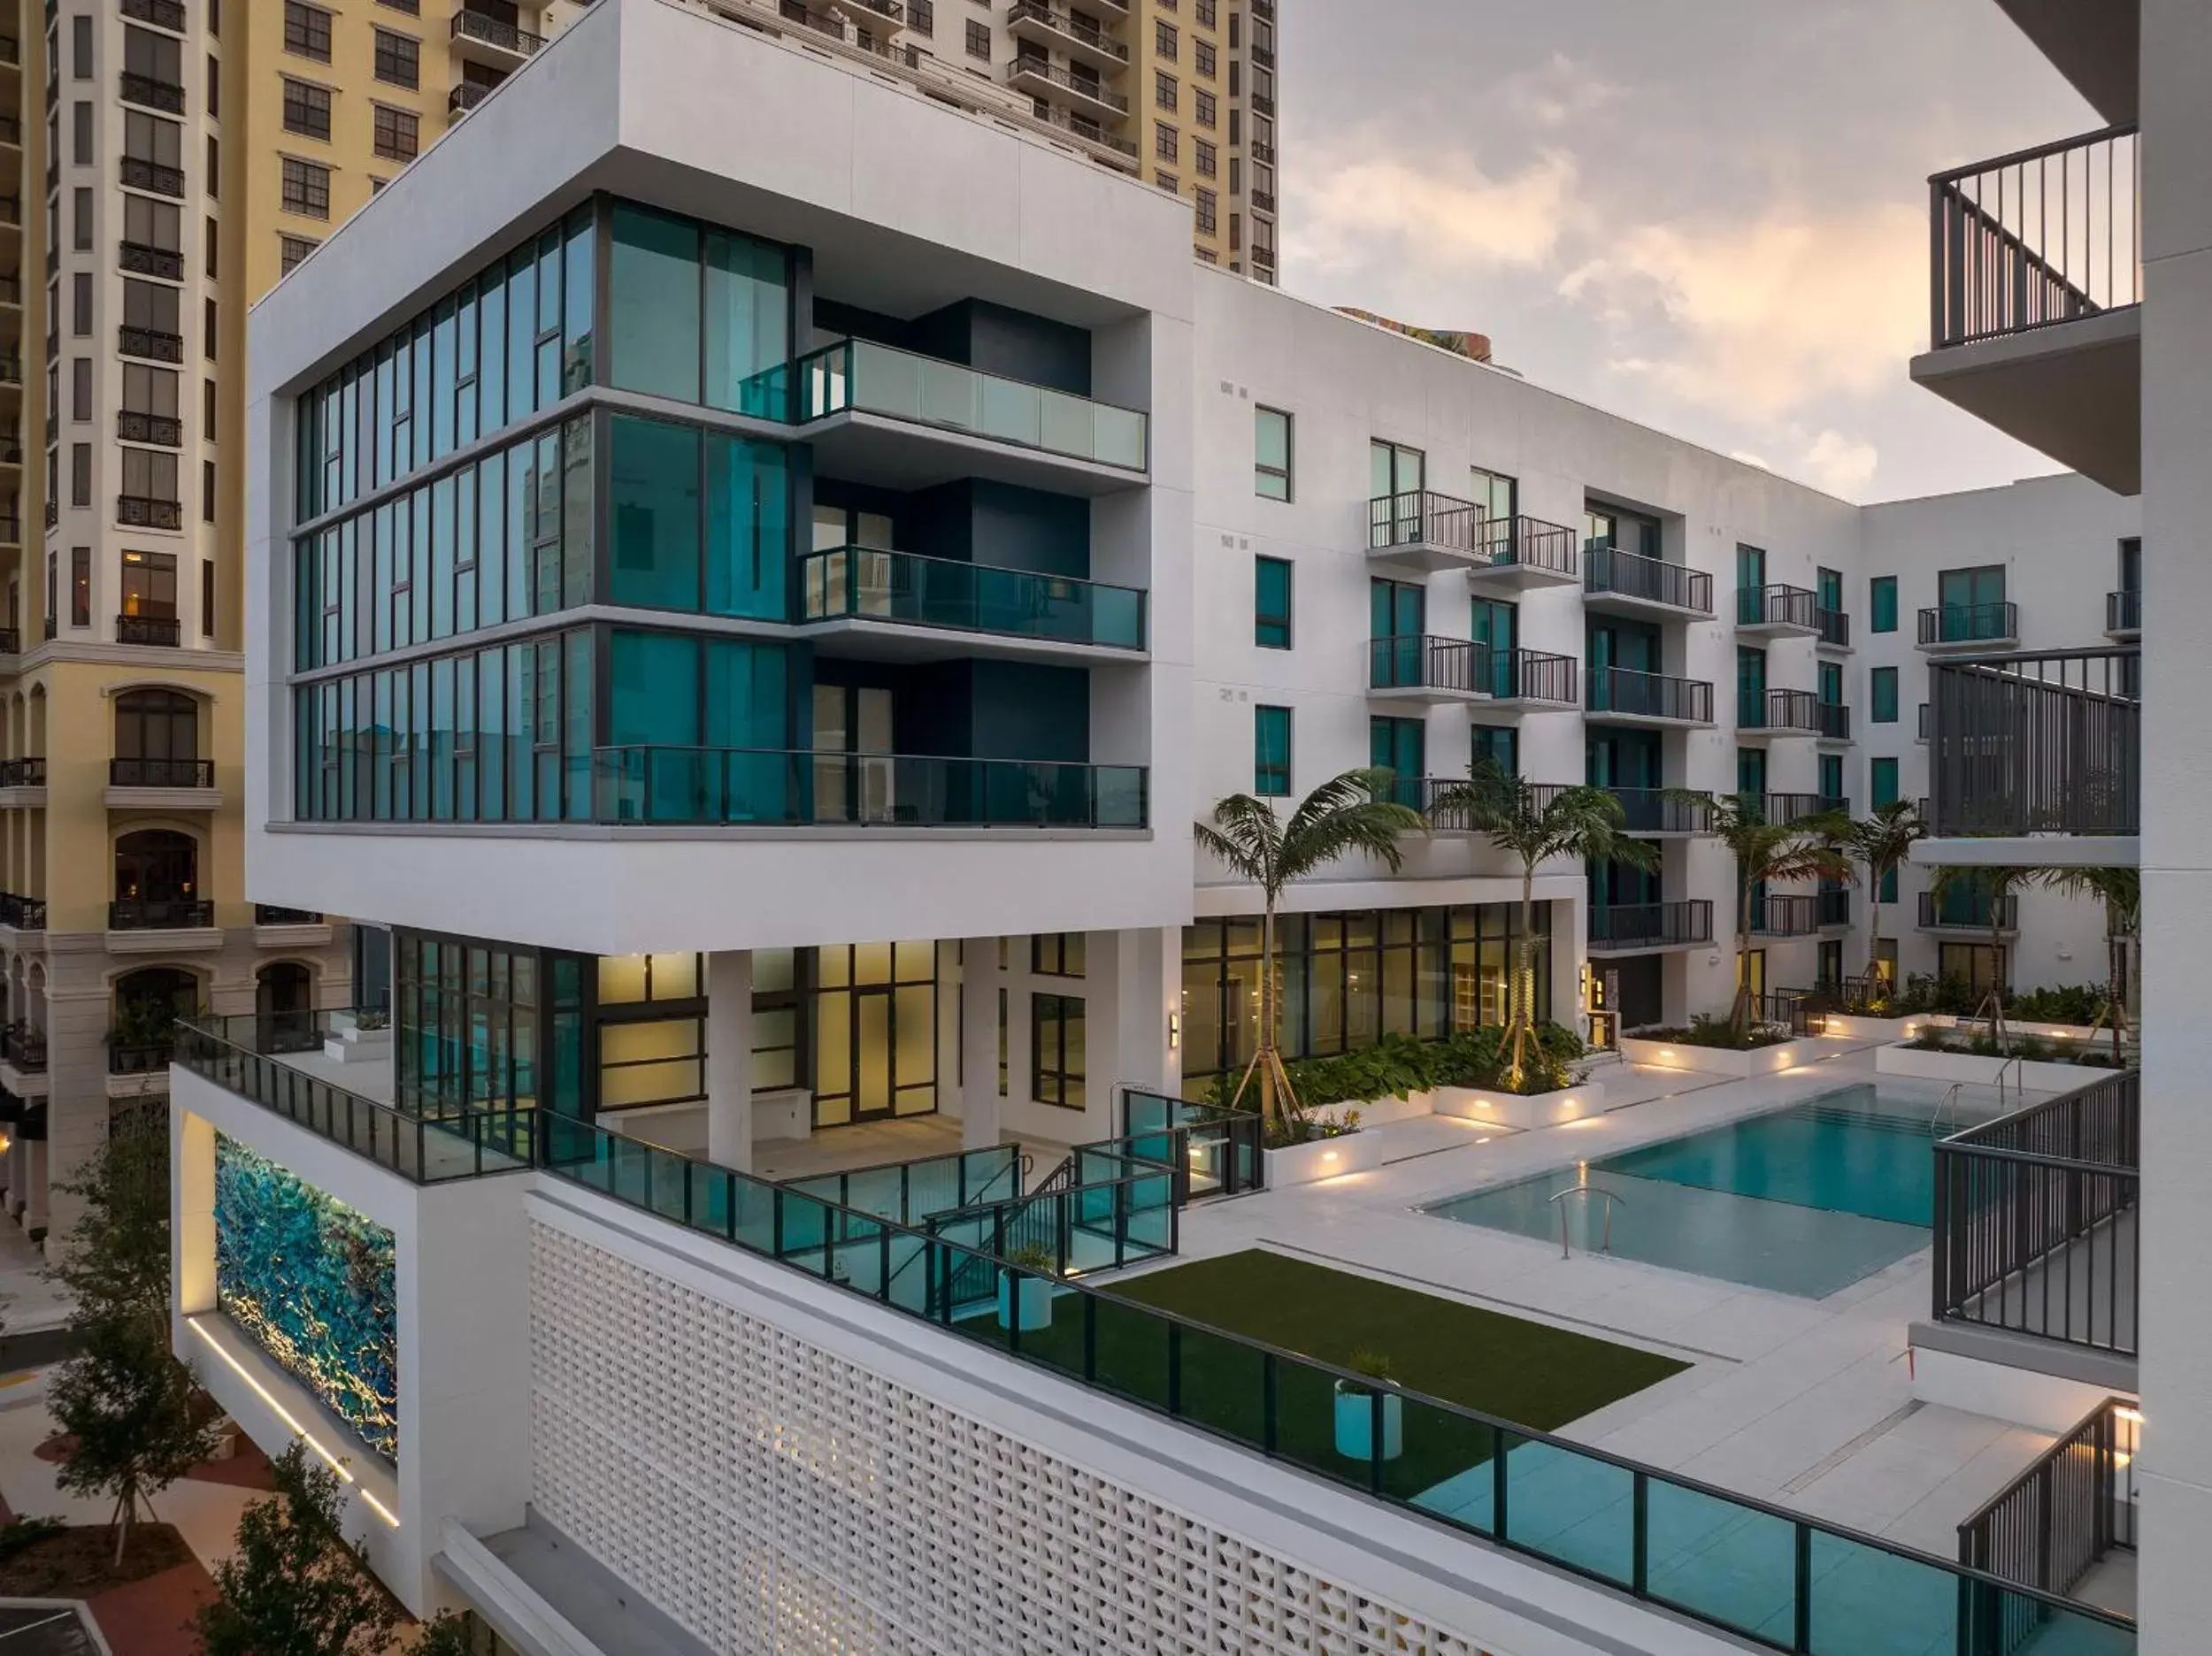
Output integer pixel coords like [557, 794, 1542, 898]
[114, 689, 197, 762]
[111, 966, 196, 1060]
[256, 962, 315, 1054]
[113, 830, 197, 927]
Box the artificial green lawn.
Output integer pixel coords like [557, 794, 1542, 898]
[959, 1249, 1686, 1499]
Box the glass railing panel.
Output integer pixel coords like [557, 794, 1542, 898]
[1382, 1392, 1502, 1514]
[1805, 1530, 1960, 1653]
[800, 548, 1147, 649]
[1266, 1351, 1364, 1492]
[1167, 1321, 1267, 1445]
[1499, 1432, 1637, 1587]
[1087, 1288, 1172, 1410]
[1646, 1480, 1797, 1641]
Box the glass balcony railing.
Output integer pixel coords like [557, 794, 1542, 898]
[799, 547, 1146, 650]
[591, 748, 1148, 830]
[795, 340, 1148, 472]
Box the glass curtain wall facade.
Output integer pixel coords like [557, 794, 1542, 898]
[394, 931, 591, 1119]
[1179, 903, 1554, 1087]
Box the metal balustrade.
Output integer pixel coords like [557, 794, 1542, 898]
[1932, 123, 2139, 349]
[1920, 602, 2020, 648]
[1959, 1396, 2137, 1638]
[1584, 544, 1714, 615]
[1927, 648, 2139, 838]
[1737, 583, 1817, 631]
[1587, 665, 1714, 724]
[1589, 901, 1713, 951]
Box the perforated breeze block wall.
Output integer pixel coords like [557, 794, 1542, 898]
[529, 1221, 1495, 1655]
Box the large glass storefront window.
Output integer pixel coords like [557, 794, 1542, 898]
[609, 201, 791, 416]
[395, 932, 590, 1119]
[812, 941, 938, 1127]
[1179, 902, 1555, 1088]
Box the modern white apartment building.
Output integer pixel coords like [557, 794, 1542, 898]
[165, 0, 2159, 1651]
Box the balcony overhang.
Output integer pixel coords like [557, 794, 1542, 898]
[1586, 936, 1709, 958]
[1585, 709, 1713, 731]
[802, 410, 1144, 497]
[106, 924, 223, 954]
[1580, 589, 1710, 624]
[1365, 540, 1484, 579]
[1365, 682, 1493, 711]
[1912, 835, 2139, 870]
[1909, 307, 2141, 495]
[1993, 0, 2139, 125]
[802, 617, 1146, 667]
[106, 784, 223, 810]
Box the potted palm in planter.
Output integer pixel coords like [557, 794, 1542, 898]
[1332, 1348, 1403, 1462]
[996, 1241, 1058, 1333]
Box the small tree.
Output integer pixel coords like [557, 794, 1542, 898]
[46, 1131, 214, 1568]
[196, 1441, 403, 1656]
[1928, 864, 2037, 1051]
[1677, 794, 1852, 1038]
[409, 1614, 479, 1656]
[2039, 865, 2140, 1065]
[1194, 769, 1425, 1129]
[1430, 763, 1658, 1087]
[1842, 799, 1926, 1001]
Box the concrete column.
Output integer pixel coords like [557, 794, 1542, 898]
[25, 1138, 46, 1236]
[1082, 928, 1177, 1141]
[703, 951, 753, 1173]
[171, 1109, 217, 1327]
[960, 939, 1001, 1151]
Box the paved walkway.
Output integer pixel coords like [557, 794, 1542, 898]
[1176, 1045, 2056, 1557]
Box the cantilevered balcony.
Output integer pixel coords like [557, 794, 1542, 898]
[1583, 544, 1714, 620]
[1913, 123, 2140, 494]
[1418, 780, 1709, 838]
[451, 8, 546, 70]
[1004, 56, 1128, 120]
[1007, 1, 1128, 70]
[1816, 606, 1851, 651]
[797, 547, 1146, 660]
[1749, 893, 1820, 938]
[592, 748, 1147, 830]
[1368, 638, 1576, 709]
[1737, 687, 1821, 738]
[795, 339, 1147, 488]
[1817, 700, 1852, 744]
[2105, 589, 2140, 640]
[1588, 900, 1713, 955]
[1586, 665, 1714, 726]
[1736, 583, 1820, 638]
[1917, 889, 2020, 934]
[1924, 648, 2138, 862]
[1918, 602, 2019, 652]
[1366, 494, 1578, 590]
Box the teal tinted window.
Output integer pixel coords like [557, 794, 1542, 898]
[1254, 555, 1292, 648]
[611, 203, 703, 402]
[1871, 756, 1899, 808]
[610, 416, 703, 610]
[705, 229, 791, 416]
[1737, 747, 1766, 795]
[611, 630, 701, 748]
[1818, 752, 1844, 801]
[1870, 666, 1898, 723]
[1870, 576, 1897, 633]
[1471, 724, 1517, 775]
[705, 432, 789, 620]
[564, 208, 596, 393]
[1817, 659, 1843, 704]
[1255, 407, 1292, 500]
[1254, 705, 1292, 796]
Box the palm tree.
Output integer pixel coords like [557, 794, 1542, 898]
[1927, 864, 2036, 1051]
[1430, 763, 1659, 1088]
[1675, 793, 1853, 1039]
[1842, 800, 1926, 1003]
[2038, 865, 2139, 1064]
[1194, 769, 1426, 1129]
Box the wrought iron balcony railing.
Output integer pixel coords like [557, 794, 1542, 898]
[1585, 543, 1714, 615]
[1588, 901, 1713, 952]
[109, 757, 212, 787]
[108, 897, 214, 931]
[1587, 665, 1714, 724]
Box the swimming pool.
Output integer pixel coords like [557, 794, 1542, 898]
[1424, 1084, 1997, 1298]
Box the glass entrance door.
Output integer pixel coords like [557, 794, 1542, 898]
[1472, 598, 1517, 695]
[1370, 717, 1425, 803]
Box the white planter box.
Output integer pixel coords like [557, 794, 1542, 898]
[995, 1276, 1055, 1333]
[1619, 1035, 1830, 1077]
[323, 1024, 393, 1065]
[1932, 1015, 2107, 1046]
[1874, 1043, 2120, 1092]
[1432, 1079, 1608, 1131]
[1817, 1013, 1929, 1043]
[1264, 1129, 1392, 1186]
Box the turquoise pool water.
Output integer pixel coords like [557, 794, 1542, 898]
[1425, 1085, 1987, 1298]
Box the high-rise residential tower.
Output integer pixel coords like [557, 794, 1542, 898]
[0, 0, 596, 1248]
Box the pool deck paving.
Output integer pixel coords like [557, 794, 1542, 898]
[1175, 1044, 2062, 1560]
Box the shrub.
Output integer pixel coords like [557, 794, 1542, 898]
[2009, 984, 2108, 1025]
[1639, 1015, 1792, 1051]
[1218, 1023, 1589, 1131]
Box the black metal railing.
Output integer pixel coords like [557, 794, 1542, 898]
[1738, 583, 1817, 630]
[255, 904, 326, 926]
[1584, 544, 1714, 615]
[451, 8, 545, 53]
[1818, 887, 1851, 929]
[123, 487, 188, 525]
[449, 82, 492, 115]
[1757, 793, 1849, 825]
[1587, 665, 1714, 724]
[1368, 637, 1577, 703]
[1959, 1395, 2137, 1642]
[1740, 686, 1820, 732]
[2105, 589, 2140, 635]
[1817, 606, 1850, 648]
[1933, 1071, 2139, 1357]
[116, 611, 181, 646]
[1932, 123, 2139, 349]
[118, 409, 183, 447]
[108, 897, 213, 930]
[119, 239, 185, 280]
[1919, 890, 2020, 931]
[1369, 494, 1578, 580]
[1928, 648, 2139, 838]
[108, 757, 211, 787]
[1008, 1, 1128, 59]
[108, 1042, 172, 1076]
[1474, 512, 1579, 579]
[0, 630, 18, 655]
[1611, 786, 1711, 834]
[1749, 893, 1819, 937]
[119, 326, 184, 364]
[119, 72, 186, 115]
[119, 157, 185, 198]
[1004, 57, 1128, 111]
[1817, 701, 1852, 741]
[0, 757, 43, 786]
[1589, 901, 1713, 952]
[121, 0, 186, 28]
[1, 1024, 45, 1074]
[1417, 781, 1712, 837]
[1920, 602, 2019, 647]
[0, 893, 45, 930]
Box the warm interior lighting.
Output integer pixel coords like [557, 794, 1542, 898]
[1166, 1010, 1179, 1049]
[2116, 1406, 2145, 1424]
[189, 1318, 399, 1529]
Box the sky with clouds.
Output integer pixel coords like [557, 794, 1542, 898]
[1274, 0, 2101, 503]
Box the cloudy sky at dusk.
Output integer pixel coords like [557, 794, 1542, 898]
[1274, 0, 2100, 503]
